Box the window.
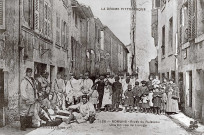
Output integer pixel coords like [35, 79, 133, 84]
[34, 0, 40, 31]
[169, 17, 173, 52]
[61, 21, 68, 49]
[188, 0, 197, 40]
[98, 29, 101, 43]
[161, 26, 165, 56]
[44, 2, 51, 38]
[0, 0, 5, 29]
[186, 71, 192, 107]
[56, 12, 60, 46]
[75, 12, 78, 28]
[101, 30, 104, 50]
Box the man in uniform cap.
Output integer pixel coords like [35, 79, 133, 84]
[52, 72, 66, 110]
[20, 68, 36, 130]
[67, 95, 96, 124]
[65, 73, 81, 105]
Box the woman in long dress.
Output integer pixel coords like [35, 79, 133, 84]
[102, 81, 112, 111]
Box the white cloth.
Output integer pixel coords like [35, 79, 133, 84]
[66, 78, 83, 102]
[102, 87, 112, 107]
[82, 78, 93, 95]
[52, 78, 65, 93]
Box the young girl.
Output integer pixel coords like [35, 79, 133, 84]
[153, 87, 162, 115]
[148, 88, 154, 113]
[161, 87, 167, 115]
[124, 84, 134, 113]
[152, 75, 160, 89]
[141, 93, 149, 113]
[102, 80, 112, 111]
[90, 88, 99, 110]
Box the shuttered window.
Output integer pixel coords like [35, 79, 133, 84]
[56, 12, 60, 46]
[34, 0, 40, 31]
[188, 0, 197, 40]
[44, 2, 51, 39]
[0, 0, 5, 29]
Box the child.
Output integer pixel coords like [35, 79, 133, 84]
[153, 87, 162, 115]
[161, 87, 167, 115]
[148, 87, 154, 113]
[112, 76, 122, 112]
[140, 80, 149, 96]
[90, 88, 99, 110]
[133, 81, 141, 112]
[141, 93, 149, 113]
[102, 80, 112, 112]
[152, 75, 161, 89]
[124, 84, 134, 113]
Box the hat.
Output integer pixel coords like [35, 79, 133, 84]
[82, 95, 88, 99]
[69, 73, 74, 76]
[126, 72, 130, 76]
[106, 72, 110, 75]
[99, 76, 104, 80]
[128, 84, 132, 89]
[135, 81, 139, 85]
[79, 74, 83, 77]
[26, 68, 32, 73]
[132, 72, 138, 76]
[141, 80, 146, 84]
[84, 72, 89, 76]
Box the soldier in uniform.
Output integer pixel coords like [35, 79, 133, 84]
[52, 72, 66, 110]
[20, 68, 37, 131]
[66, 73, 81, 105]
[81, 72, 93, 96]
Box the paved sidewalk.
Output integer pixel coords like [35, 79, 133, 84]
[169, 112, 204, 133]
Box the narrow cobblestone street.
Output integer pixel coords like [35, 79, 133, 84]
[0, 110, 196, 135]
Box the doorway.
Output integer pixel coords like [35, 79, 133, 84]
[186, 71, 193, 107]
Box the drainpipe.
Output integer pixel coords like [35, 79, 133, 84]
[18, 0, 22, 116]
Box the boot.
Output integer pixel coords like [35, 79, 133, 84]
[20, 116, 26, 131]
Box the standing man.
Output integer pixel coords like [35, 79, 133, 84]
[52, 72, 66, 110]
[92, 76, 105, 112]
[20, 68, 36, 131]
[66, 73, 80, 105]
[81, 72, 93, 96]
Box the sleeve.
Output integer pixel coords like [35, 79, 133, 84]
[20, 79, 28, 101]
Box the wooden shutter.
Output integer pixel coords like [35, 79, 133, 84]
[179, 8, 183, 44]
[34, 0, 40, 31]
[154, 0, 161, 8]
[188, 0, 197, 40]
[0, 0, 5, 29]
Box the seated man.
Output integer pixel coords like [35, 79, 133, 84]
[66, 95, 96, 124]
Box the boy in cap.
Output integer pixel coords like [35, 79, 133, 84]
[133, 81, 141, 112]
[124, 84, 134, 113]
[140, 80, 149, 97]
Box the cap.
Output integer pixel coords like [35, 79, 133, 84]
[26, 68, 32, 73]
[69, 73, 74, 76]
[82, 95, 88, 99]
[128, 84, 132, 89]
[135, 81, 139, 85]
[84, 72, 89, 76]
[141, 80, 146, 84]
[115, 76, 120, 81]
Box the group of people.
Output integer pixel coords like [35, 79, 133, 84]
[19, 68, 180, 131]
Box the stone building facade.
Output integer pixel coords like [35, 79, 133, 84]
[152, 0, 204, 122]
[131, 0, 157, 80]
[0, 0, 128, 126]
